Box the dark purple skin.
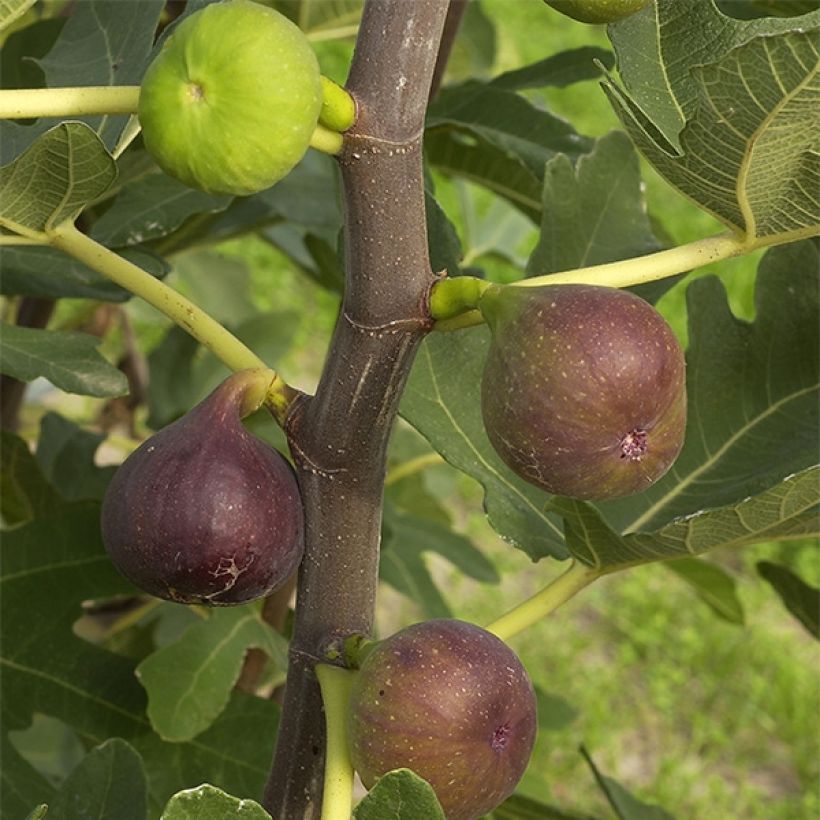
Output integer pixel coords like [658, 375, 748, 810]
[101, 377, 304, 605]
[480, 284, 686, 500]
[348, 620, 537, 820]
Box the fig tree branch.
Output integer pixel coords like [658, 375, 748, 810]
[262, 0, 448, 815]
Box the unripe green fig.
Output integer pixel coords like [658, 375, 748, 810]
[101, 370, 304, 605]
[544, 0, 650, 24]
[348, 620, 537, 820]
[138, 0, 323, 196]
[480, 284, 686, 500]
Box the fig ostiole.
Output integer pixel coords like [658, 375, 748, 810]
[347, 619, 537, 820]
[479, 284, 686, 500]
[101, 369, 304, 606]
[138, 0, 323, 196]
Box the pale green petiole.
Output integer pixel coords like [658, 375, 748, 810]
[0, 86, 140, 118]
[485, 561, 600, 642]
[431, 231, 756, 330]
[47, 221, 298, 424]
[316, 664, 357, 820]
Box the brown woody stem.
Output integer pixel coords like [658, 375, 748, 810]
[261, 1, 449, 816]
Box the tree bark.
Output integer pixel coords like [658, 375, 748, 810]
[262, 2, 450, 816]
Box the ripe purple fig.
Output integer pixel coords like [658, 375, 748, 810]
[480, 284, 686, 500]
[101, 370, 304, 605]
[348, 619, 537, 820]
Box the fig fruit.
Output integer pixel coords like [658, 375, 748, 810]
[480, 284, 686, 500]
[138, 0, 323, 196]
[544, 0, 650, 24]
[348, 620, 537, 820]
[101, 370, 304, 605]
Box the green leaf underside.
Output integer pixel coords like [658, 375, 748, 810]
[0, 503, 279, 815]
[137, 603, 287, 743]
[0, 0, 36, 33]
[160, 783, 271, 820]
[757, 560, 820, 638]
[0, 322, 127, 397]
[663, 557, 745, 624]
[607, 0, 820, 147]
[600, 241, 819, 534]
[400, 328, 568, 561]
[554, 465, 818, 572]
[604, 29, 820, 237]
[582, 747, 676, 820]
[0, 122, 116, 234]
[49, 739, 148, 820]
[353, 769, 446, 820]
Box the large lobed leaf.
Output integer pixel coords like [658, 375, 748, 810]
[553, 466, 817, 572]
[0, 0, 163, 164]
[607, 0, 820, 147]
[136, 604, 287, 743]
[604, 3, 820, 239]
[0, 501, 279, 817]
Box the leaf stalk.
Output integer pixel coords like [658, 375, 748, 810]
[0, 86, 140, 118]
[485, 560, 599, 642]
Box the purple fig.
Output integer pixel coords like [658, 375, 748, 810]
[348, 619, 537, 820]
[101, 370, 304, 605]
[480, 284, 686, 500]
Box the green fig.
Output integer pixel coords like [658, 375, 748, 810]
[101, 370, 304, 605]
[138, 0, 323, 196]
[480, 284, 686, 500]
[544, 0, 650, 24]
[348, 619, 537, 820]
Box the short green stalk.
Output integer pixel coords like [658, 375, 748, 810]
[316, 664, 357, 820]
[310, 123, 345, 156]
[0, 86, 140, 118]
[47, 221, 298, 424]
[485, 561, 599, 642]
[319, 76, 357, 132]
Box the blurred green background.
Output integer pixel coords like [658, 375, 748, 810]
[19, 1, 818, 818]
